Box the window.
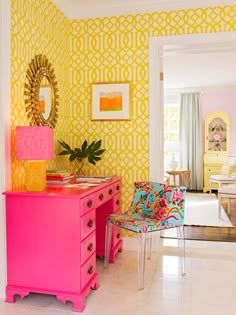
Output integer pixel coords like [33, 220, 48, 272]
[164, 102, 180, 171]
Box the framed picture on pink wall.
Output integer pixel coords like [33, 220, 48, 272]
[91, 82, 131, 121]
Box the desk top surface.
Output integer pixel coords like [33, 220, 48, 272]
[3, 176, 121, 198]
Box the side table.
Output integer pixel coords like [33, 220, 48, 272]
[167, 169, 191, 190]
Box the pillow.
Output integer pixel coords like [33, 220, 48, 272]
[221, 164, 236, 176]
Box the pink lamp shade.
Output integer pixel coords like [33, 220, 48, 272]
[16, 126, 54, 160]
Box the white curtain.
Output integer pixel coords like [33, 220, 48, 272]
[179, 93, 203, 190]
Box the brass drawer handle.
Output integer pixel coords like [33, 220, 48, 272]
[87, 242, 93, 252]
[116, 185, 120, 191]
[88, 265, 93, 275]
[116, 233, 121, 239]
[87, 200, 93, 208]
[116, 199, 120, 206]
[87, 219, 93, 228]
[108, 188, 113, 195]
[99, 193, 104, 201]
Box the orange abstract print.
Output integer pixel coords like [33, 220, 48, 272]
[100, 92, 122, 112]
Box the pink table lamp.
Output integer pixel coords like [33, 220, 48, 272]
[16, 126, 54, 191]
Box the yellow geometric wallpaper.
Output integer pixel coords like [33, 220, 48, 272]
[10, 1, 236, 213]
[11, 0, 71, 188]
[69, 5, 236, 210]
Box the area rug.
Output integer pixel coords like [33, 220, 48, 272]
[184, 192, 233, 227]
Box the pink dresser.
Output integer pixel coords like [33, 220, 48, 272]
[3, 177, 122, 312]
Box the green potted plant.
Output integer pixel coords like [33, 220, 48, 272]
[58, 139, 105, 176]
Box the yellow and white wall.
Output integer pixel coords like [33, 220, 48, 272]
[11, 0, 236, 212]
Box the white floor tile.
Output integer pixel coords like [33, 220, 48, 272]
[1, 235, 236, 314]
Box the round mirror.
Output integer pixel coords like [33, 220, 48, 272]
[24, 54, 59, 128]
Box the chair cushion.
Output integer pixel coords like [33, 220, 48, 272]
[109, 182, 186, 233]
[209, 174, 236, 182]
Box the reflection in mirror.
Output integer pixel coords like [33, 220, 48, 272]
[39, 76, 51, 120]
[24, 54, 59, 128]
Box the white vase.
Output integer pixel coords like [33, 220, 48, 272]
[169, 154, 178, 170]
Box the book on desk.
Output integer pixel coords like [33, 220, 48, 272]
[76, 175, 114, 182]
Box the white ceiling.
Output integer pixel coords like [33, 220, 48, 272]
[164, 50, 236, 90]
[51, 0, 236, 20]
[51, 0, 236, 90]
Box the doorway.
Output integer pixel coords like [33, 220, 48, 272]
[149, 32, 236, 241]
[149, 31, 236, 182]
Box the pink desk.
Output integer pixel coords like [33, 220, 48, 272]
[3, 177, 122, 312]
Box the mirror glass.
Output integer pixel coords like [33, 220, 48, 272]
[24, 54, 59, 128]
[39, 76, 52, 120]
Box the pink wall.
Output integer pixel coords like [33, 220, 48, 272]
[200, 88, 236, 154]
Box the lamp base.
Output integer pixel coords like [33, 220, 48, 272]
[26, 160, 46, 192]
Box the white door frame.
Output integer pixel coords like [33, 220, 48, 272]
[0, 0, 11, 299]
[149, 31, 236, 182]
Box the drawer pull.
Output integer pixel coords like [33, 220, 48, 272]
[88, 265, 93, 275]
[87, 219, 93, 228]
[116, 199, 120, 206]
[109, 188, 113, 195]
[116, 185, 120, 191]
[87, 242, 93, 252]
[116, 233, 121, 239]
[99, 193, 104, 201]
[87, 200, 93, 208]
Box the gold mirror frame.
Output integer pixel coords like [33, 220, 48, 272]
[24, 54, 59, 128]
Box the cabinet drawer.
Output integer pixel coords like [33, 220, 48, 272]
[113, 192, 121, 212]
[81, 232, 96, 266]
[81, 254, 96, 290]
[81, 209, 96, 240]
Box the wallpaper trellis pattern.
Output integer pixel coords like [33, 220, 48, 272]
[70, 5, 236, 209]
[10, 1, 236, 214]
[11, 0, 71, 188]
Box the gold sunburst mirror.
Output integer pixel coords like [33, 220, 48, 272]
[24, 54, 59, 128]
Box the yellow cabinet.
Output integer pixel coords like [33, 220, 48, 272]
[205, 111, 230, 153]
[203, 111, 230, 192]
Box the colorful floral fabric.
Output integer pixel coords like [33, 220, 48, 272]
[109, 182, 186, 233]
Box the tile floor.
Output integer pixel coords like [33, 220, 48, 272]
[1, 234, 236, 315]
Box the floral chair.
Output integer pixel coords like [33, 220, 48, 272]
[104, 181, 186, 290]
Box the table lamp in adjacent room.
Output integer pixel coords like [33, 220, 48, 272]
[16, 126, 54, 191]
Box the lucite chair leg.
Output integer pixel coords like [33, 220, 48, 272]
[104, 219, 113, 269]
[146, 233, 152, 260]
[137, 233, 146, 290]
[177, 225, 186, 275]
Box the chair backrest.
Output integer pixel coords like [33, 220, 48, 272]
[128, 181, 186, 226]
[220, 155, 236, 176]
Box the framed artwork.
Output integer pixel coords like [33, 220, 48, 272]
[91, 82, 131, 120]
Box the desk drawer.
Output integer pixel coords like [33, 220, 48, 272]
[81, 231, 96, 266]
[112, 208, 121, 248]
[113, 192, 121, 212]
[113, 182, 121, 194]
[80, 184, 114, 215]
[81, 209, 96, 240]
[81, 254, 96, 290]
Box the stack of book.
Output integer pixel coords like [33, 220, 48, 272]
[46, 169, 74, 184]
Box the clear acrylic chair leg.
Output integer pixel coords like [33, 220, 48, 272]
[137, 233, 146, 290]
[177, 225, 185, 275]
[104, 219, 113, 269]
[146, 233, 152, 260]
